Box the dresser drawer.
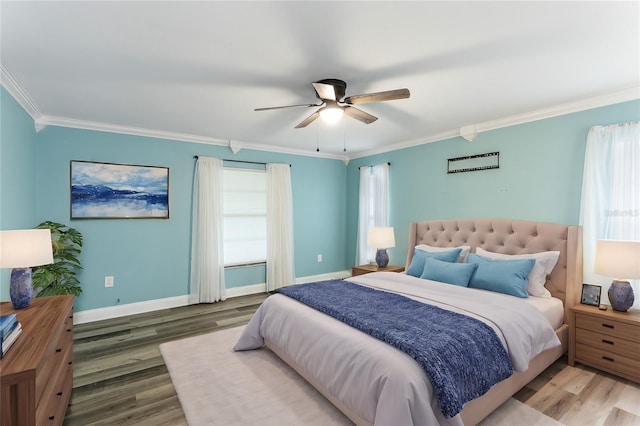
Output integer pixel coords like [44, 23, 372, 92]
[576, 342, 640, 381]
[576, 328, 640, 360]
[575, 313, 640, 343]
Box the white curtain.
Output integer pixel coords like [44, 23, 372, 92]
[266, 163, 295, 291]
[356, 163, 390, 265]
[580, 121, 640, 308]
[190, 157, 226, 304]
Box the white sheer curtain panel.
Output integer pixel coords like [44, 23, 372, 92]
[190, 157, 226, 304]
[356, 163, 390, 265]
[266, 163, 295, 291]
[580, 121, 640, 308]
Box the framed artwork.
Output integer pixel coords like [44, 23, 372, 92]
[70, 160, 169, 219]
[581, 283, 602, 306]
[447, 151, 500, 174]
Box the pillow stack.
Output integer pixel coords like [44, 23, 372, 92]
[407, 244, 560, 298]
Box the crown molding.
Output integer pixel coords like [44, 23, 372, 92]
[348, 86, 640, 160]
[0, 63, 43, 124]
[2, 60, 635, 164]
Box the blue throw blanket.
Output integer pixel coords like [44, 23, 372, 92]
[277, 280, 513, 418]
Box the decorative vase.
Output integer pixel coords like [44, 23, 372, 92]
[608, 280, 634, 312]
[375, 249, 389, 268]
[10, 268, 33, 309]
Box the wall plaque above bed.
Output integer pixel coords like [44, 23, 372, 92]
[447, 152, 499, 174]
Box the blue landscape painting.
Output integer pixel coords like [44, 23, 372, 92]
[71, 161, 169, 219]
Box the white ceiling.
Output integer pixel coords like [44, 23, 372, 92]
[1, 1, 638, 160]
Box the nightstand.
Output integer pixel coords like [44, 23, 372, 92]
[569, 304, 640, 383]
[351, 264, 404, 276]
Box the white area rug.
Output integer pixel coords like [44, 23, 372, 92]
[160, 326, 562, 426]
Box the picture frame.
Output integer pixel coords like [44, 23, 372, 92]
[447, 151, 500, 174]
[70, 160, 169, 219]
[581, 283, 602, 306]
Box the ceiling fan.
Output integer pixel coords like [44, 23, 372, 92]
[255, 79, 410, 128]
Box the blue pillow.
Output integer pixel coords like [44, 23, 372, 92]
[420, 257, 478, 287]
[467, 253, 535, 298]
[406, 248, 462, 277]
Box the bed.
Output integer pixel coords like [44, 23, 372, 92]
[235, 218, 583, 425]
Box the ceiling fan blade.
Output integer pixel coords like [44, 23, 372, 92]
[344, 88, 410, 105]
[344, 106, 378, 124]
[312, 82, 337, 101]
[295, 111, 320, 128]
[255, 103, 319, 111]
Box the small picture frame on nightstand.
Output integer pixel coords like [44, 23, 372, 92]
[581, 283, 602, 306]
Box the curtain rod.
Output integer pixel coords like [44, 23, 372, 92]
[358, 162, 391, 170]
[193, 156, 290, 167]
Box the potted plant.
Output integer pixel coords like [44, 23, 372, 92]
[31, 221, 83, 296]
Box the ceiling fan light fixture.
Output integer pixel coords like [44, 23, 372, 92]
[319, 106, 344, 125]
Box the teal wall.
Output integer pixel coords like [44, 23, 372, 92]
[32, 127, 347, 311]
[346, 100, 640, 268]
[2, 83, 638, 313]
[0, 89, 39, 301]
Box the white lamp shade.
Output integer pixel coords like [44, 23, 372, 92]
[594, 239, 640, 280]
[0, 229, 54, 268]
[367, 227, 395, 249]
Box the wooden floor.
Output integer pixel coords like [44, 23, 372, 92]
[65, 294, 640, 426]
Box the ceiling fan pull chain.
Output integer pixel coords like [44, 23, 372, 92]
[316, 122, 320, 152]
[343, 124, 347, 153]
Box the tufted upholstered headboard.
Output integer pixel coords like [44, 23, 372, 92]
[405, 218, 583, 321]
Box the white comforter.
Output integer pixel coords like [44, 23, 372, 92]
[234, 272, 560, 426]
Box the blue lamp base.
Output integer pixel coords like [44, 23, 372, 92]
[375, 249, 389, 268]
[608, 280, 634, 312]
[10, 268, 33, 309]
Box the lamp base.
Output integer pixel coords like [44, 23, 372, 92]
[10, 268, 33, 309]
[608, 279, 634, 312]
[375, 249, 389, 268]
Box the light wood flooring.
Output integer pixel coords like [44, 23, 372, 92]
[65, 294, 640, 426]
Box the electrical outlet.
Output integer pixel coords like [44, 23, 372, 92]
[104, 276, 114, 288]
[317, 254, 322, 262]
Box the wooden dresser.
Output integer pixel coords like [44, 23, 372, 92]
[569, 303, 640, 383]
[0, 295, 74, 426]
[351, 264, 405, 276]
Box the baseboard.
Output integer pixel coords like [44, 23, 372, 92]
[73, 270, 351, 324]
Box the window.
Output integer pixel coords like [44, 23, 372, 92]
[356, 163, 390, 265]
[223, 168, 267, 266]
[580, 121, 639, 308]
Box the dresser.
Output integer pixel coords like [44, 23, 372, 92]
[569, 303, 640, 383]
[351, 264, 405, 276]
[0, 295, 74, 426]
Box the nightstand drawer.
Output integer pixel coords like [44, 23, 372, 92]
[576, 328, 640, 359]
[576, 342, 640, 381]
[575, 313, 640, 343]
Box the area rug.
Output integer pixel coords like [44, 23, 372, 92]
[160, 326, 562, 426]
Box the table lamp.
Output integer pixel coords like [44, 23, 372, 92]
[0, 229, 54, 309]
[368, 227, 395, 268]
[594, 239, 640, 312]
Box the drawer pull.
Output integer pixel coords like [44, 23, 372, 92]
[56, 348, 62, 353]
[602, 356, 614, 362]
[602, 339, 614, 345]
[57, 391, 63, 396]
[68, 361, 73, 365]
[67, 328, 72, 332]
[601, 323, 614, 329]
[49, 416, 55, 420]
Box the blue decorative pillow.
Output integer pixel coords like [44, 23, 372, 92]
[467, 253, 535, 298]
[406, 248, 462, 277]
[420, 257, 478, 287]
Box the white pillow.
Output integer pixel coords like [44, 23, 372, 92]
[415, 244, 471, 263]
[474, 248, 560, 298]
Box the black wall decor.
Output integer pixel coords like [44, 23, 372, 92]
[447, 151, 500, 174]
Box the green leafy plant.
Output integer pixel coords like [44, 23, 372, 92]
[32, 221, 83, 296]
